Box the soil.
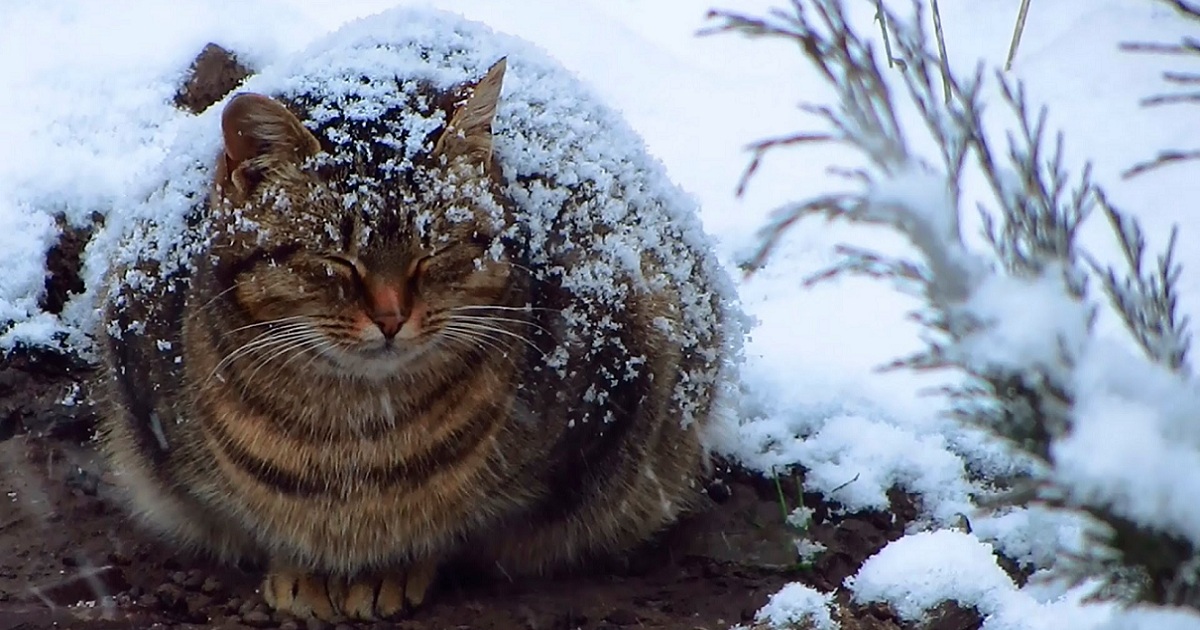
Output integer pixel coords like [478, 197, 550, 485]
[0, 44, 986, 630]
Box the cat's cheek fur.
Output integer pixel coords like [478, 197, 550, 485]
[346, 310, 376, 335]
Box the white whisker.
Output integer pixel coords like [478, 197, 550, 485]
[439, 328, 510, 358]
[277, 336, 339, 373]
[447, 313, 553, 337]
[214, 325, 314, 369]
[451, 304, 561, 314]
[227, 315, 315, 335]
[244, 333, 329, 384]
[193, 283, 243, 316]
[298, 339, 342, 373]
[205, 323, 318, 384]
[443, 320, 547, 359]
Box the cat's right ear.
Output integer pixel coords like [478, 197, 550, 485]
[433, 58, 506, 171]
[217, 93, 321, 198]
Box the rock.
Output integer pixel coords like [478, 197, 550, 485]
[153, 582, 187, 612]
[200, 576, 224, 595]
[174, 43, 253, 114]
[242, 609, 275, 627]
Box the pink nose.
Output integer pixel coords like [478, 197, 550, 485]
[372, 312, 404, 339]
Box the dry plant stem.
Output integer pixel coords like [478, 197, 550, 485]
[738, 194, 858, 274]
[1117, 9, 1200, 178]
[713, 0, 976, 299]
[1157, 0, 1200, 20]
[1165, 71, 1200, 84]
[1142, 92, 1200, 106]
[1120, 40, 1200, 55]
[1005, 0, 1033, 71]
[874, 0, 895, 68]
[1123, 149, 1200, 178]
[802, 244, 929, 289]
[930, 0, 952, 103]
[736, 133, 836, 197]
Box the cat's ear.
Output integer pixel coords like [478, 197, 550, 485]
[218, 93, 321, 196]
[433, 57, 506, 169]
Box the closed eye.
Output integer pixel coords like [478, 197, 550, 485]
[321, 254, 366, 284]
[408, 254, 435, 294]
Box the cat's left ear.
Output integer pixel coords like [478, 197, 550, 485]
[433, 57, 506, 170]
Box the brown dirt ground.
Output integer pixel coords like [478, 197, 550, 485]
[0, 43, 985, 630]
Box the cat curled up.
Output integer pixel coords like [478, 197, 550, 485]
[98, 57, 734, 621]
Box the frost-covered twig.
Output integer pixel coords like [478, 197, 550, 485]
[709, 0, 1200, 611]
[1087, 192, 1192, 372]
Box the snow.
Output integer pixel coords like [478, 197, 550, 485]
[3, 0, 1200, 628]
[1057, 338, 1200, 547]
[750, 582, 837, 630]
[733, 410, 976, 523]
[847, 530, 1118, 630]
[848, 530, 1017, 621]
[954, 268, 1093, 377]
[970, 505, 1090, 572]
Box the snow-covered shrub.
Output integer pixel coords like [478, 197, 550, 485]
[708, 0, 1200, 613]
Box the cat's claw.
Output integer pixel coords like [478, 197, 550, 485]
[262, 561, 438, 621]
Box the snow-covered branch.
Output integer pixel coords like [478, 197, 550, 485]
[710, 0, 1200, 614]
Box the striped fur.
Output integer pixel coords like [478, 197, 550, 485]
[97, 58, 725, 619]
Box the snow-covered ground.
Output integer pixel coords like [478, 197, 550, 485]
[2, 0, 1198, 628]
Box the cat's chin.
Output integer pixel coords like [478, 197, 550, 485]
[314, 342, 427, 381]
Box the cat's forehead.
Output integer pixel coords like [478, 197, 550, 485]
[290, 80, 448, 174]
[225, 82, 508, 257]
[282, 175, 490, 256]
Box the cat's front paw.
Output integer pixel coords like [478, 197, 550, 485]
[261, 560, 438, 621]
[261, 570, 339, 621]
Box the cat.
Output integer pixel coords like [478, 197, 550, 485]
[97, 47, 735, 621]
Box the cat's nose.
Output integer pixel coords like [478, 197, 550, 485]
[372, 312, 404, 339]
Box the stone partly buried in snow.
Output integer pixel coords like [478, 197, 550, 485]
[92, 6, 745, 622]
[172, 43, 252, 115]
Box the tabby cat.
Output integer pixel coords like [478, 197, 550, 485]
[98, 51, 732, 621]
